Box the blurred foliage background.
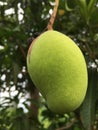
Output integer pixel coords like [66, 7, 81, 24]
[0, 0, 98, 130]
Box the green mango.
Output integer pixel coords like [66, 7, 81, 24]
[27, 30, 88, 114]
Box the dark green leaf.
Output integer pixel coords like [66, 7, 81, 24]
[80, 68, 98, 130]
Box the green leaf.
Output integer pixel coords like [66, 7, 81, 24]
[75, 0, 89, 24]
[80, 68, 97, 130]
[88, 0, 97, 17]
[87, 0, 98, 24]
[65, 0, 73, 11]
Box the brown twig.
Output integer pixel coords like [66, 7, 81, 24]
[85, 42, 98, 65]
[81, 40, 98, 67]
[16, 40, 26, 59]
[47, 0, 59, 30]
[56, 118, 77, 130]
[79, 40, 98, 67]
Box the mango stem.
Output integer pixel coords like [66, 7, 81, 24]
[47, 0, 59, 30]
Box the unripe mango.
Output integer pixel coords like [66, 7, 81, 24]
[27, 30, 88, 114]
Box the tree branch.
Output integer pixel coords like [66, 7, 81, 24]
[47, 0, 59, 30]
[56, 118, 77, 130]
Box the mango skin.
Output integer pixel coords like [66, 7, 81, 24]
[27, 30, 88, 114]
